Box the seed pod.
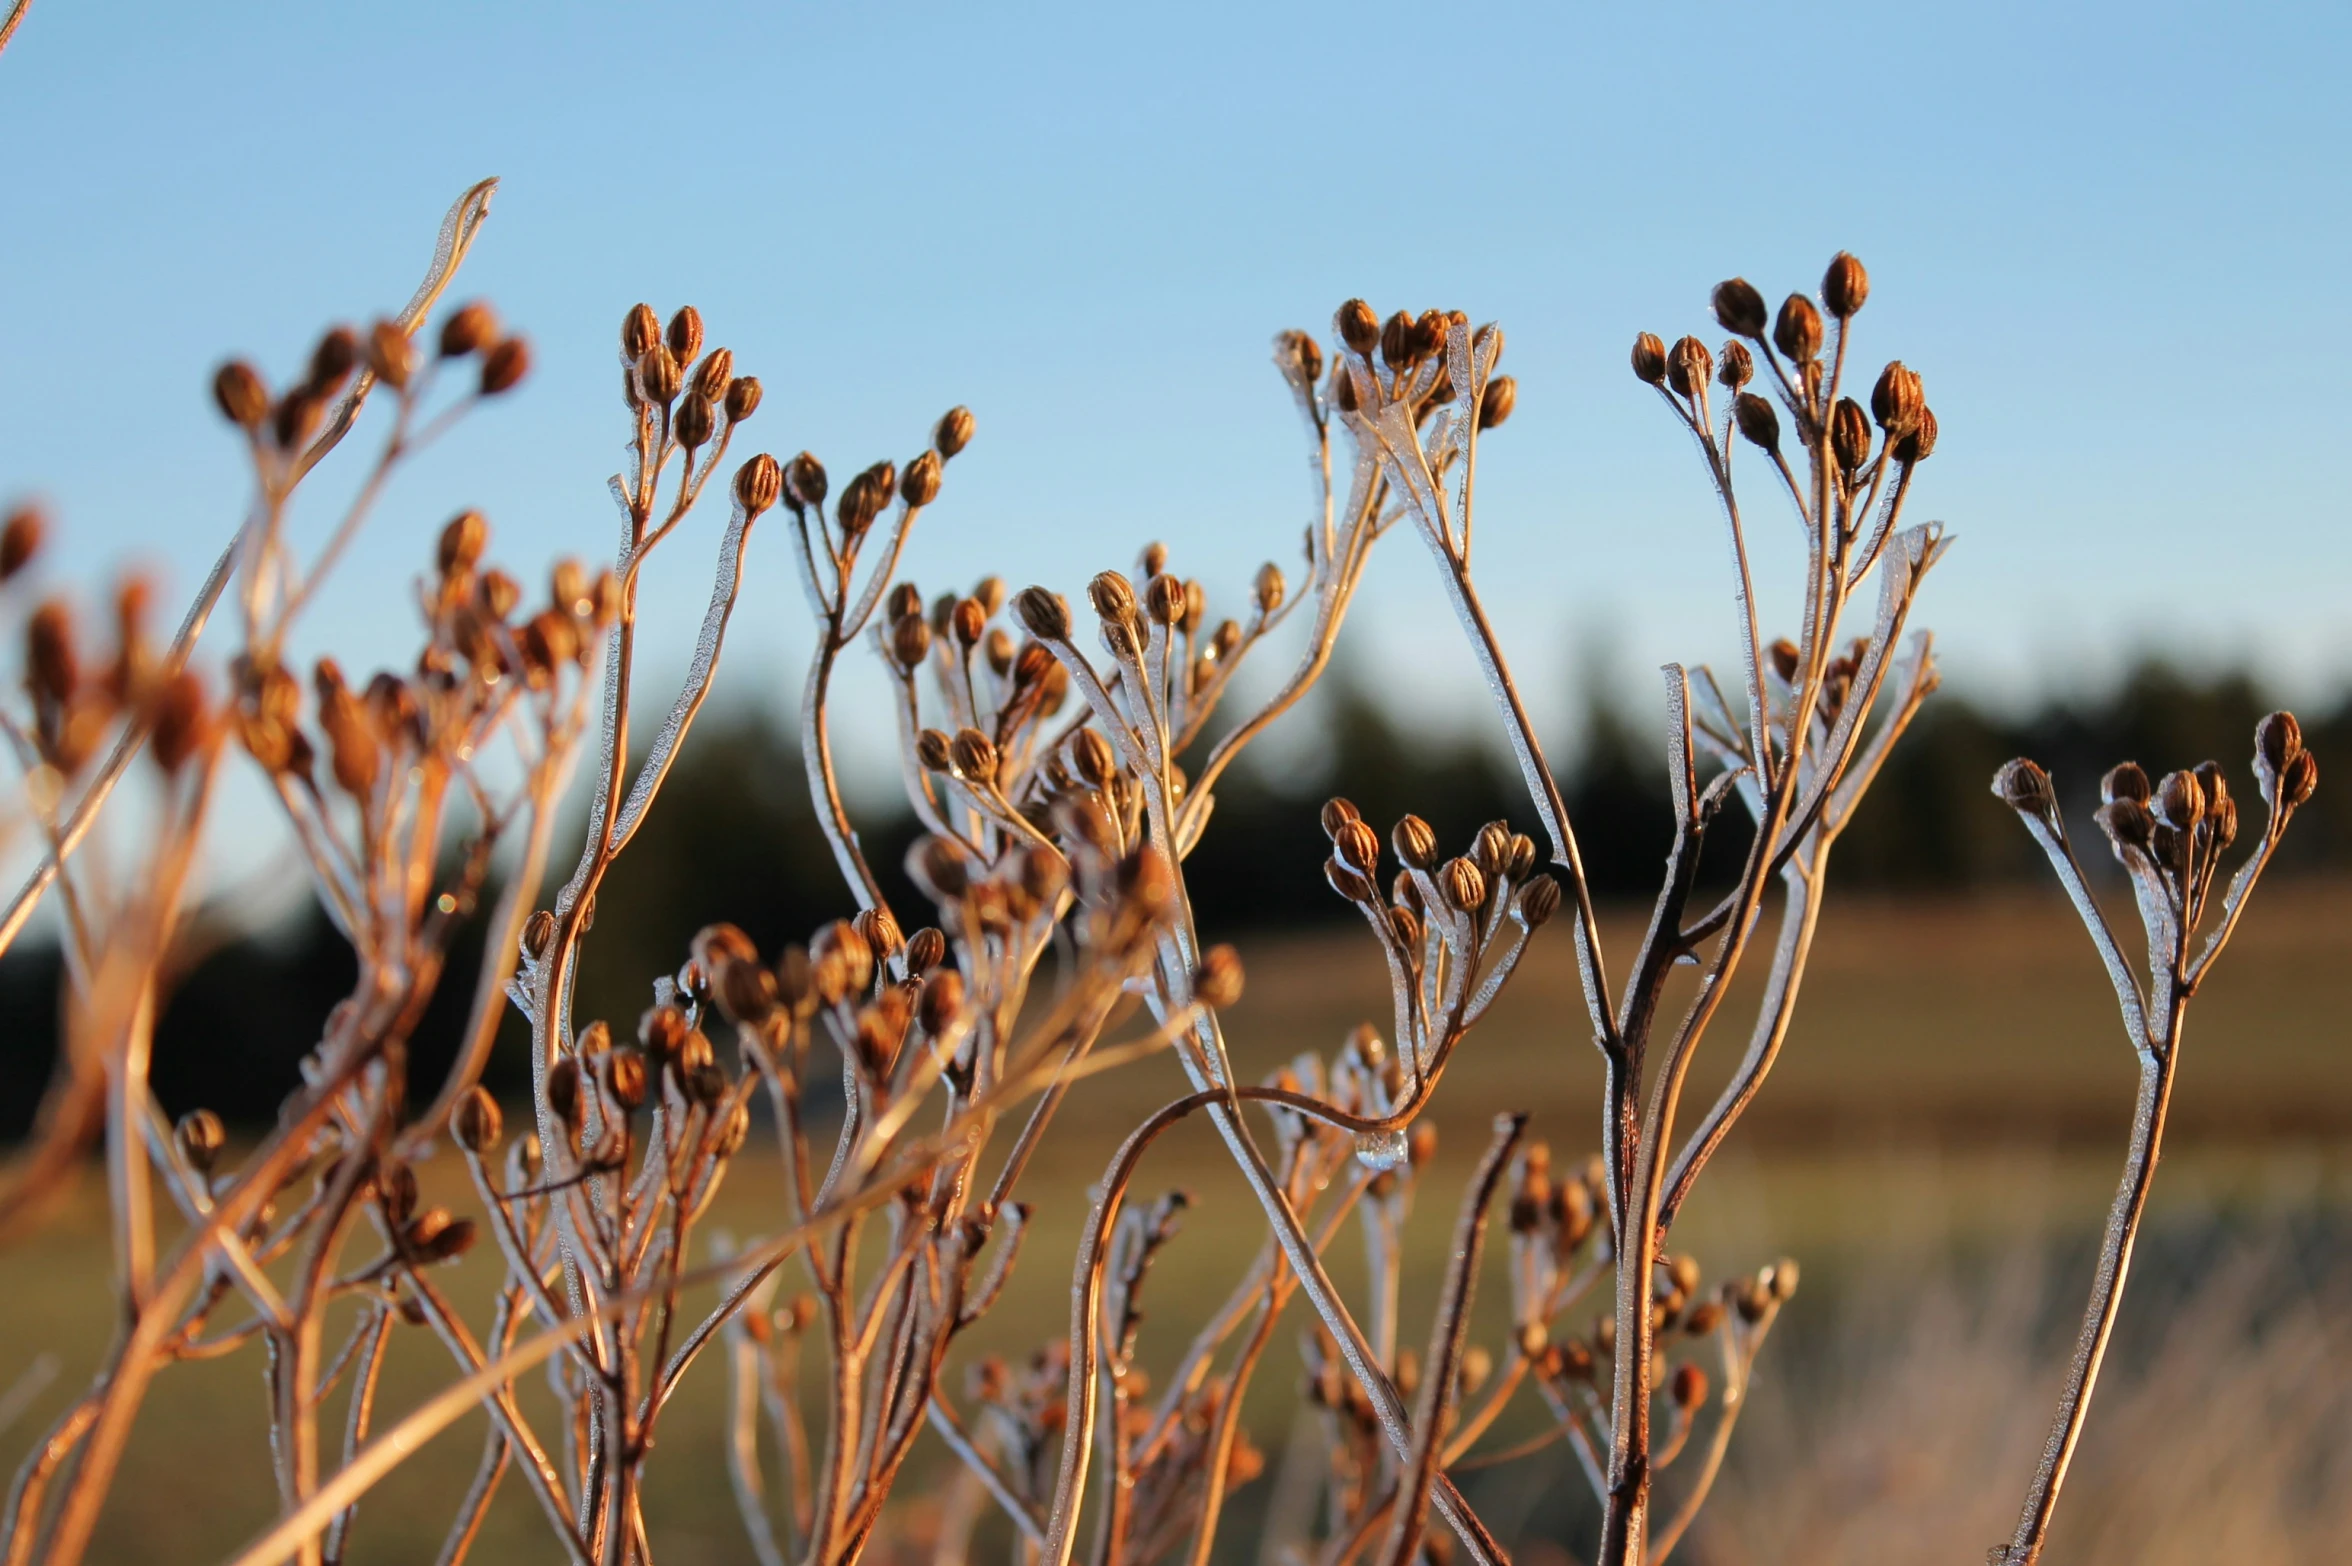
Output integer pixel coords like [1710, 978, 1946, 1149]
[307, 328, 358, 393]
[1474, 822, 1512, 883]
[453, 1086, 502, 1154]
[621, 303, 660, 358]
[26, 601, 77, 710]
[1514, 875, 1562, 928]
[406, 1209, 477, 1264]
[1135, 574, 1178, 628]
[1892, 406, 1939, 463]
[1683, 1299, 1724, 1336]
[1253, 562, 1286, 617]
[1337, 299, 1379, 356]
[0, 506, 42, 583]
[546, 1057, 582, 1128]
[1389, 904, 1421, 949]
[605, 1049, 649, 1112]
[1726, 392, 1780, 452]
[1088, 571, 1138, 628]
[274, 388, 324, 451]
[1010, 586, 1069, 644]
[774, 946, 816, 1017]
[1992, 758, 2057, 819]
[1768, 1257, 1801, 1300]
[2282, 750, 2319, 808]
[1718, 340, 1754, 389]
[951, 727, 999, 784]
[1319, 797, 1361, 838]
[1333, 818, 1381, 878]
[690, 347, 735, 404]
[786, 452, 828, 510]
[1773, 294, 1823, 363]
[855, 905, 904, 968]
[903, 928, 946, 977]
[1830, 398, 1872, 471]
[2193, 760, 2229, 816]
[1631, 332, 1668, 385]
[890, 613, 932, 671]
[1193, 944, 1245, 1009]
[917, 967, 965, 1036]
[1438, 856, 1487, 913]
[479, 570, 521, 621]
[2101, 762, 2150, 804]
[1334, 371, 1359, 413]
[902, 449, 943, 507]
[1870, 361, 1923, 431]
[915, 728, 954, 773]
[637, 345, 681, 406]
[1391, 815, 1438, 871]
[2155, 769, 2205, 830]
[734, 453, 783, 516]
[712, 956, 778, 1025]
[723, 375, 762, 423]
[667, 306, 704, 363]
[935, 405, 976, 459]
[2097, 797, 2155, 855]
[213, 361, 270, 429]
[2253, 712, 2301, 777]
[439, 301, 497, 358]
[174, 1108, 226, 1173]
[1822, 253, 1869, 318]
[1671, 1362, 1709, 1410]
[1666, 337, 1712, 397]
[1071, 728, 1117, 788]
[638, 1003, 688, 1061]
[673, 393, 715, 451]
[1477, 375, 1517, 431]
[149, 671, 211, 774]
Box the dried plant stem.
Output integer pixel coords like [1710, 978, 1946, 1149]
[2002, 1003, 2183, 1566]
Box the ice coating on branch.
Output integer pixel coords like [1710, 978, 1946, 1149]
[1353, 1127, 1408, 1171]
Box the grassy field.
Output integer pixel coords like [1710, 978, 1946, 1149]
[3, 882, 2347, 1563]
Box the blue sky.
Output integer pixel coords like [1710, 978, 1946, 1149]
[0, 1, 2346, 800]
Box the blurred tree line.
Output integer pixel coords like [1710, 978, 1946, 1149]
[2, 658, 2345, 1133]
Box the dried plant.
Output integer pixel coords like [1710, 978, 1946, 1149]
[0, 164, 2315, 1566]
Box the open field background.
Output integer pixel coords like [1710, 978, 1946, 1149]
[3, 882, 2347, 1564]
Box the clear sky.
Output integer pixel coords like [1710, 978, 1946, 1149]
[0, 1, 2346, 798]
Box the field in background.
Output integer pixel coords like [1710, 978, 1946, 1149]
[3, 883, 2346, 1563]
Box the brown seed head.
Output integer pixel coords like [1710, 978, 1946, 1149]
[1733, 391, 1781, 451]
[362, 320, 414, 391]
[1320, 797, 1360, 838]
[1477, 375, 1517, 431]
[1333, 817, 1381, 878]
[889, 613, 931, 671]
[904, 927, 947, 976]
[724, 375, 762, 422]
[2253, 712, 2302, 786]
[2097, 798, 2155, 855]
[521, 908, 556, 960]
[1718, 340, 1754, 389]
[453, 1086, 502, 1155]
[1071, 728, 1118, 787]
[26, 600, 77, 709]
[1666, 336, 1712, 397]
[1514, 874, 1562, 928]
[1831, 397, 1872, 471]
[1337, 299, 1379, 356]
[1993, 758, 2057, 819]
[621, 303, 660, 359]
[1193, 944, 1244, 1009]
[1712, 278, 1768, 338]
[2155, 769, 2205, 830]
[309, 327, 358, 391]
[605, 1049, 649, 1112]
[915, 728, 954, 773]
[855, 905, 904, 967]
[950, 598, 987, 648]
[1822, 253, 1869, 318]
[1671, 1362, 1709, 1409]
[734, 452, 783, 516]
[934, 405, 976, 459]
[546, 1057, 582, 1127]
[150, 671, 211, 774]
[213, 361, 270, 429]
[1892, 405, 1939, 463]
[1014, 586, 1070, 642]
[1631, 332, 1668, 385]
[1438, 856, 1487, 913]
[951, 727, 999, 784]
[273, 387, 324, 451]
[901, 449, 943, 507]
[673, 393, 715, 451]
[666, 306, 704, 363]
[2102, 762, 2150, 804]
[1145, 573, 1185, 627]
[1391, 815, 1438, 870]
[1871, 361, 1923, 431]
[479, 337, 531, 396]
[786, 452, 828, 510]
[1773, 294, 1823, 363]
[2283, 750, 2319, 808]
[439, 301, 497, 358]
[638, 1003, 688, 1061]
[637, 345, 681, 405]
[1088, 571, 1138, 628]
[691, 347, 735, 403]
